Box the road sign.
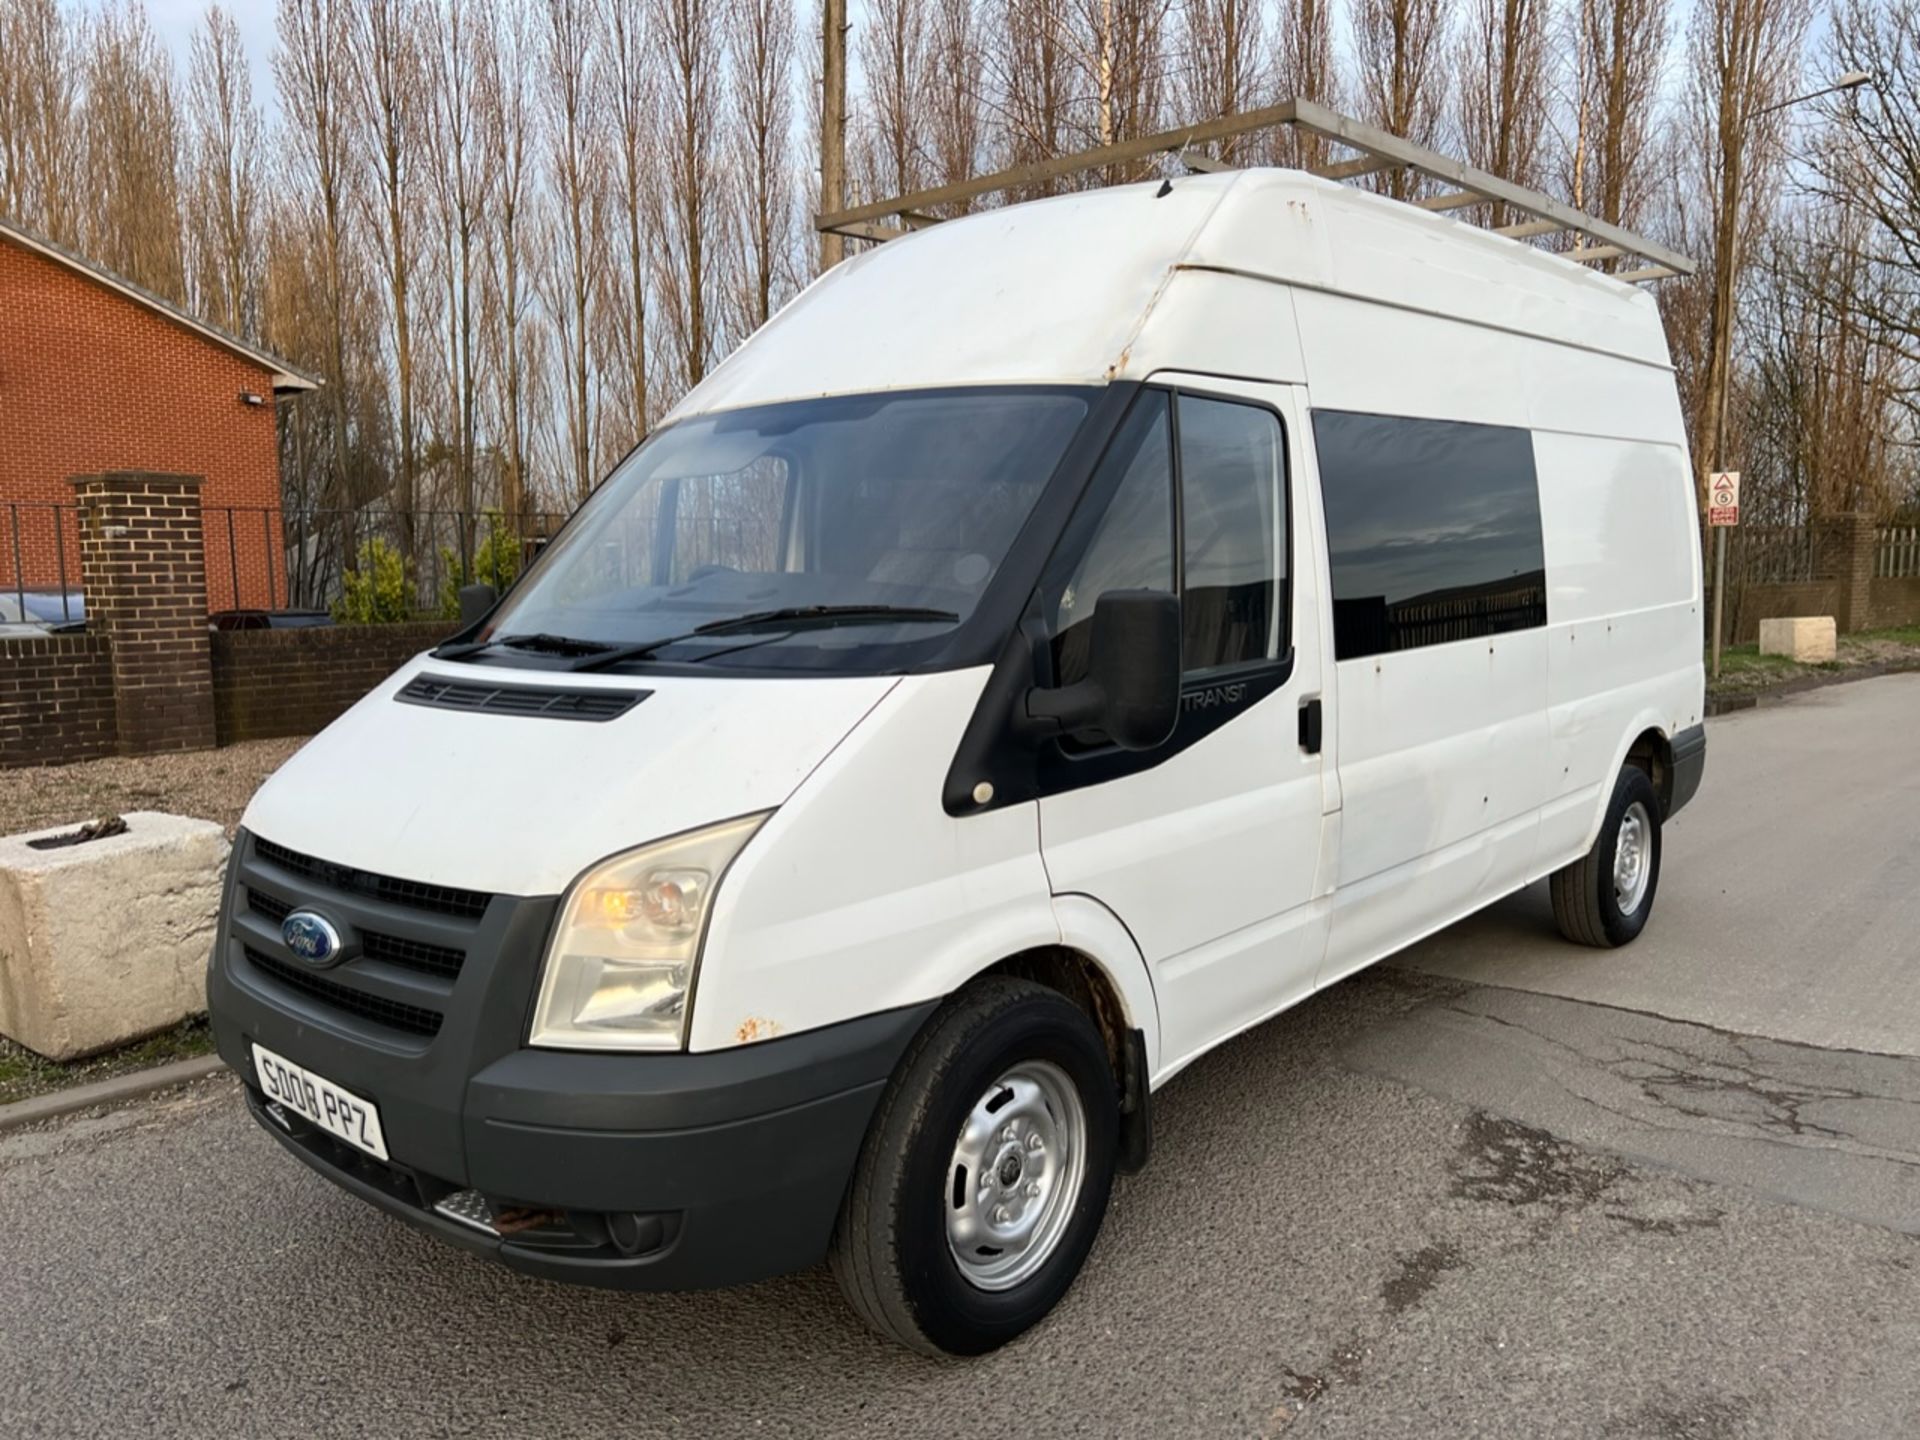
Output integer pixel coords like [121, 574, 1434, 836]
[1709, 471, 1740, 527]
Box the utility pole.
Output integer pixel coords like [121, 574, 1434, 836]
[819, 0, 847, 274]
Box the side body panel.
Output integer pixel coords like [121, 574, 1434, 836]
[1297, 282, 1701, 989]
[1036, 376, 1332, 1081]
[692, 668, 1159, 1067]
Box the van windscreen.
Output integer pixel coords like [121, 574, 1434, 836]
[481, 387, 1093, 672]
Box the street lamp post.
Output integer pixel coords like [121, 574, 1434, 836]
[1707, 70, 1870, 683]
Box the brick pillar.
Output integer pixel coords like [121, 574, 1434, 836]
[69, 471, 216, 755]
[1814, 512, 1877, 634]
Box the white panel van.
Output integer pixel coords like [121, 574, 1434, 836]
[208, 170, 1706, 1355]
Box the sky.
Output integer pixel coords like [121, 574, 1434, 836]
[70, 0, 280, 116]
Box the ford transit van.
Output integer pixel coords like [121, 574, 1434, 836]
[208, 169, 1707, 1356]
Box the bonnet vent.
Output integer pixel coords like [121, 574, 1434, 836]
[396, 675, 648, 722]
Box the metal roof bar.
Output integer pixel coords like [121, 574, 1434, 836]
[815, 97, 1696, 279]
[1311, 155, 1404, 181]
[1415, 190, 1488, 213]
[1496, 218, 1570, 239]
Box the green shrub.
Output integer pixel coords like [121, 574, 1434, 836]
[436, 511, 522, 619]
[334, 537, 415, 624]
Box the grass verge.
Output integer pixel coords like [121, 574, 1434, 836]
[1707, 624, 1920, 701]
[0, 1015, 217, 1108]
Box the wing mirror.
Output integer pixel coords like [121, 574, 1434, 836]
[457, 583, 498, 626]
[1025, 590, 1182, 751]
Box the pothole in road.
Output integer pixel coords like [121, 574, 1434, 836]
[1449, 1111, 1624, 1209]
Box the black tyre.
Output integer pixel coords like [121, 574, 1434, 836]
[829, 977, 1119, 1357]
[1551, 765, 1663, 948]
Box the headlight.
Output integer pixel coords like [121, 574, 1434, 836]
[529, 812, 769, 1051]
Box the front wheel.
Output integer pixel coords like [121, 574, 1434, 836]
[1551, 764, 1664, 947]
[829, 977, 1119, 1356]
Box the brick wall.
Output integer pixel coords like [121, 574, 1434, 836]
[0, 237, 284, 612]
[0, 633, 115, 768]
[1865, 578, 1920, 633]
[1729, 581, 1845, 646]
[72, 472, 217, 754]
[211, 621, 457, 743]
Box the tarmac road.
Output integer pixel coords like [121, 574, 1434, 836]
[3, 676, 1918, 1439]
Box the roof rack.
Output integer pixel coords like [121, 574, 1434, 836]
[815, 97, 1694, 283]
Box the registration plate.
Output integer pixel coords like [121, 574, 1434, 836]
[252, 1043, 389, 1162]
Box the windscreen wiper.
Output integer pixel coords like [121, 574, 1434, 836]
[566, 605, 961, 674]
[431, 631, 613, 660]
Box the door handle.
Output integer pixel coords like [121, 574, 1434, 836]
[1298, 696, 1323, 754]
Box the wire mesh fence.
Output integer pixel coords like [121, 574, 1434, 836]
[205, 506, 574, 618]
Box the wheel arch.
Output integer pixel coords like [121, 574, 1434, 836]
[1582, 710, 1674, 852]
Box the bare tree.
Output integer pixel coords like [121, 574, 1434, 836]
[1561, 0, 1669, 227]
[184, 5, 262, 335]
[1455, 0, 1548, 222]
[0, 0, 82, 244]
[81, 1, 187, 300]
[652, 0, 725, 393]
[427, 0, 495, 542]
[540, 0, 604, 501]
[1355, 0, 1452, 198]
[1176, 0, 1267, 164]
[1681, 0, 1810, 504]
[923, 0, 986, 204]
[1067, 0, 1172, 177]
[476, 0, 538, 520]
[1747, 210, 1914, 520]
[1273, 0, 1340, 167]
[726, 0, 798, 334]
[1815, 0, 1920, 400]
[600, 0, 653, 444]
[353, 0, 428, 551]
[859, 0, 933, 199]
[280, 0, 362, 526]
[996, 0, 1076, 195]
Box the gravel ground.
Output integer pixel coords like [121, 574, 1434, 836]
[0, 737, 306, 840]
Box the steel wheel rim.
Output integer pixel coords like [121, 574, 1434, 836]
[945, 1059, 1088, 1292]
[1614, 800, 1653, 915]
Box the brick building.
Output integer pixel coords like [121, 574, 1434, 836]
[0, 217, 317, 615]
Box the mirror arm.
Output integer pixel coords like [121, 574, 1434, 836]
[1021, 679, 1107, 739]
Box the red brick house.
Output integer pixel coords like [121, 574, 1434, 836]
[0, 216, 318, 616]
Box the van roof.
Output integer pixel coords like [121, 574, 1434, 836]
[671, 168, 1673, 424]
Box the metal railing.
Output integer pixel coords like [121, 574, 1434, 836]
[1728, 524, 1821, 586]
[204, 506, 573, 616]
[1, 501, 83, 626]
[1877, 525, 1920, 579]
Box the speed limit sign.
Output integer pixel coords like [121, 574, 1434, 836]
[1709, 472, 1740, 527]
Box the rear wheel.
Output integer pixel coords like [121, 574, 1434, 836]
[1551, 765, 1663, 947]
[829, 977, 1119, 1356]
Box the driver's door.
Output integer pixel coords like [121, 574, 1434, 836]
[1036, 380, 1331, 1075]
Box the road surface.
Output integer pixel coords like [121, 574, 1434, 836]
[3, 675, 1918, 1439]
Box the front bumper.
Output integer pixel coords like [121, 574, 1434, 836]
[223, 1004, 934, 1290]
[208, 829, 935, 1290]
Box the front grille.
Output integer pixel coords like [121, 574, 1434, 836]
[396, 675, 647, 722]
[361, 931, 464, 981]
[249, 889, 291, 923]
[246, 887, 465, 981]
[253, 837, 491, 921]
[244, 946, 444, 1038]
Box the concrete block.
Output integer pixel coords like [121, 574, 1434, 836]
[1758, 616, 1838, 663]
[0, 812, 228, 1060]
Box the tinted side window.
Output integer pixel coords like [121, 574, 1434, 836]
[1050, 391, 1175, 686]
[1312, 411, 1546, 660]
[1178, 395, 1286, 674]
